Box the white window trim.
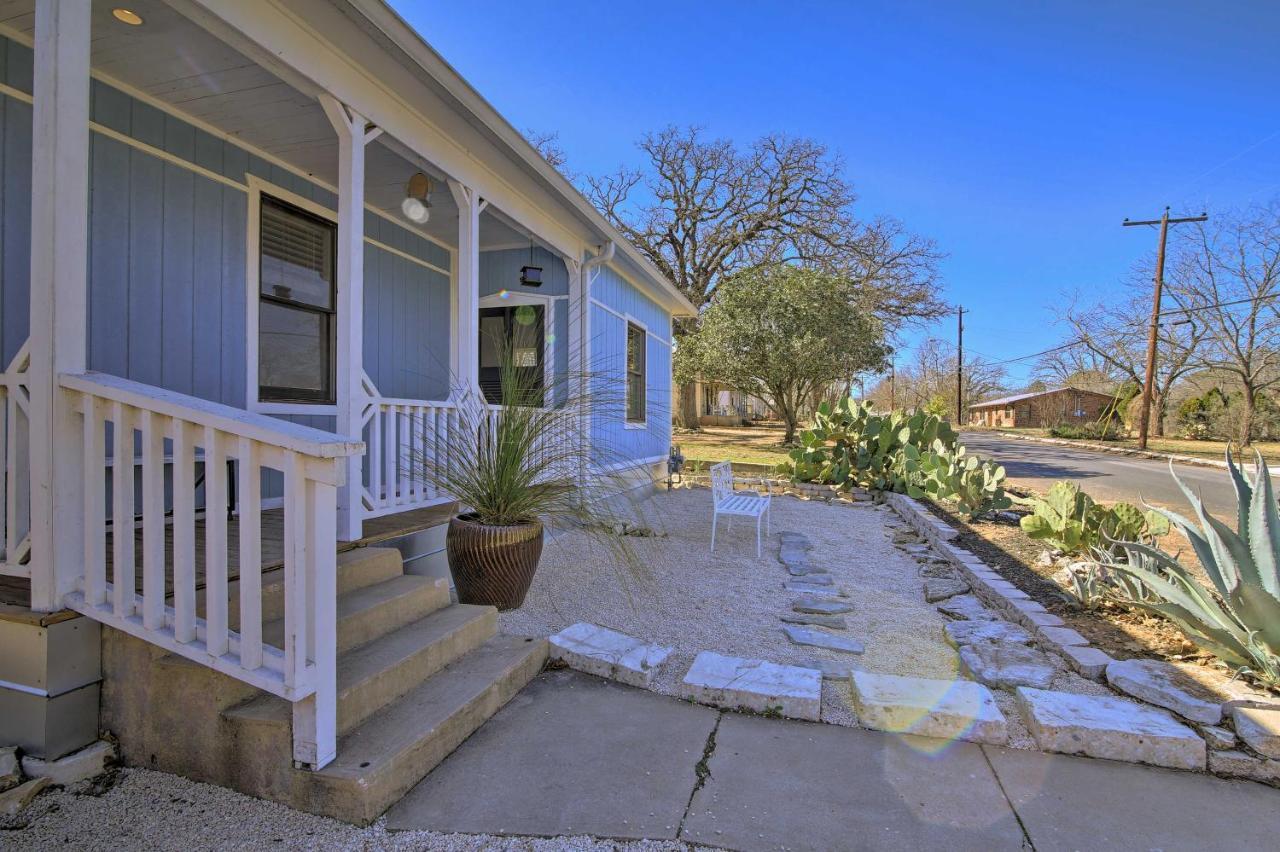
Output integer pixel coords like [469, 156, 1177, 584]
[624, 314, 648, 430]
[246, 175, 340, 416]
[477, 290, 556, 406]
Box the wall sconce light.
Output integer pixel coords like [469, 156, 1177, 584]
[519, 236, 543, 287]
[112, 8, 144, 25]
[401, 172, 432, 224]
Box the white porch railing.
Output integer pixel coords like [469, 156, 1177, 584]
[59, 371, 363, 769]
[0, 341, 31, 579]
[361, 373, 457, 519]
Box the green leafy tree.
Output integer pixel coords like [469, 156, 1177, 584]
[678, 267, 888, 443]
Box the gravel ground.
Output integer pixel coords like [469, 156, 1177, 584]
[0, 768, 704, 851]
[507, 487, 1111, 747]
[505, 488, 961, 727]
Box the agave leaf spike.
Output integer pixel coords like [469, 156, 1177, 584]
[1225, 446, 1254, 536]
[1246, 451, 1280, 599]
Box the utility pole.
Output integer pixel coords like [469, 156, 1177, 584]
[889, 362, 896, 411]
[1123, 207, 1207, 449]
[956, 306, 967, 424]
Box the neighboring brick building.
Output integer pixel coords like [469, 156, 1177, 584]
[968, 387, 1116, 429]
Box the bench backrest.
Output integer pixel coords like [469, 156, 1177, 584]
[710, 461, 734, 506]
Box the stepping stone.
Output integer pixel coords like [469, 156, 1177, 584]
[943, 619, 1033, 648]
[783, 625, 865, 654]
[784, 581, 849, 597]
[935, 594, 999, 621]
[850, 671, 1008, 745]
[679, 651, 820, 721]
[959, 640, 1058, 690]
[1232, 706, 1280, 759]
[787, 562, 828, 577]
[778, 531, 812, 550]
[899, 543, 932, 555]
[780, 613, 847, 629]
[779, 546, 809, 567]
[0, 748, 17, 793]
[0, 777, 49, 818]
[1105, 658, 1226, 725]
[924, 578, 969, 603]
[919, 564, 954, 579]
[548, 623, 673, 688]
[787, 572, 832, 586]
[792, 597, 854, 615]
[1015, 687, 1206, 770]
[797, 657, 857, 680]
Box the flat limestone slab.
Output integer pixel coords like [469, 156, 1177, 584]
[19, 740, 114, 786]
[548, 622, 673, 688]
[959, 640, 1058, 690]
[797, 657, 857, 681]
[1015, 687, 1206, 770]
[386, 669, 717, 839]
[782, 625, 865, 655]
[943, 619, 1033, 648]
[936, 594, 1000, 621]
[851, 671, 1008, 745]
[780, 612, 847, 629]
[682, 713, 1026, 851]
[784, 581, 848, 597]
[924, 577, 970, 603]
[679, 651, 821, 721]
[1105, 658, 1224, 725]
[792, 597, 854, 615]
[1233, 706, 1280, 759]
[988, 745, 1280, 851]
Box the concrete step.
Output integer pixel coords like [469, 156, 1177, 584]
[262, 574, 449, 654]
[199, 547, 406, 629]
[225, 603, 499, 736]
[305, 634, 548, 825]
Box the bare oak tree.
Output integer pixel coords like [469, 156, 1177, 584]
[583, 126, 946, 427]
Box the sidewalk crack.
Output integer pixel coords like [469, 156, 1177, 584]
[677, 711, 723, 839]
[981, 745, 1035, 851]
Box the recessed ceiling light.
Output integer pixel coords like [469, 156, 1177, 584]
[111, 8, 144, 26]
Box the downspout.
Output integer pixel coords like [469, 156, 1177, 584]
[578, 242, 614, 477]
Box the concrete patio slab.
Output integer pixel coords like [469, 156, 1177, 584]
[682, 713, 1026, 851]
[985, 745, 1280, 851]
[384, 669, 717, 840]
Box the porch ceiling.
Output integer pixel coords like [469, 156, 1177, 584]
[0, 0, 532, 252]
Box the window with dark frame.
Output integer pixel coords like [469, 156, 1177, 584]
[478, 303, 545, 406]
[626, 322, 646, 423]
[258, 196, 337, 404]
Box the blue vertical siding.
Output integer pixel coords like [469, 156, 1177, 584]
[589, 265, 672, 462]
[363, 244, 451, 400]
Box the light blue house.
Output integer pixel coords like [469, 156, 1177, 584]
[0, 0, 693, 823]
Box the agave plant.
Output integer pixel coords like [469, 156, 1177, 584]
[1100, 451, 1280, 686]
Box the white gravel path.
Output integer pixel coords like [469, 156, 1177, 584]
[503, 488, 962, 727]
[0, 768, 702, 851]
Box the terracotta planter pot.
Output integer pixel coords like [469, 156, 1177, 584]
[446, 513, 544, 611]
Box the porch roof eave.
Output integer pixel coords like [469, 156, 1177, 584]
[345, 0, 696, 318]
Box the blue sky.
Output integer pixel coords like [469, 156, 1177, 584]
[393, 1, 1280, 385]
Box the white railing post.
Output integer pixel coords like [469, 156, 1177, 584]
[28, 0, 91, 611]
[448, 180, 486, 396]
[321, 94, 381, 544]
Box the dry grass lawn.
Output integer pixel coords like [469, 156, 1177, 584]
[674, 423, 793, 468]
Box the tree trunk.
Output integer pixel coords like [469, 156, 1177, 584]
[675, 381, 699, 431]
[1241, 386, 1257, 447]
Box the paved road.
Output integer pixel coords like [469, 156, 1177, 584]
[387, 669, 1280, 851]
[960, 430, 1241, 519]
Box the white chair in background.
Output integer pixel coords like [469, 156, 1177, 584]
[709, 461, 771, 557]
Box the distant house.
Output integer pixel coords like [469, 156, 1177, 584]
[968, 387, 1115, 429]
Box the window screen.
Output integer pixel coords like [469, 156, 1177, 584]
[258, 197, 337, 403]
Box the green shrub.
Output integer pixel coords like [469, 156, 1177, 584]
[1048, 420, 1123, 441]
[1099, 452, 1280, 685]
[1018, 481, 1169, 555]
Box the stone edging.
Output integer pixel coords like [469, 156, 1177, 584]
[883, 492, 1113, 679]
[967, 429, 1280, 477]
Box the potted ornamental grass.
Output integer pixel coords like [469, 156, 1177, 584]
[416, 345, 644, 610]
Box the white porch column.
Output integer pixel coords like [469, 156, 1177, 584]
[28, 0, 90, 612]
[447, 180, 486, 394]
[320, 94, 381, 543]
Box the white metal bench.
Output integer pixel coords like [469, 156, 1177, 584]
[709, 461, 771, 557]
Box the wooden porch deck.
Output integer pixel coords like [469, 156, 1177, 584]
[0, 501, 457, 608]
